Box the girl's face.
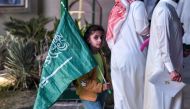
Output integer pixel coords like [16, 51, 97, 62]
[88, 31, 103, 50]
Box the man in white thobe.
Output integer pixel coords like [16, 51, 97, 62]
[144, 0, 184, 109]
[177, 1, 190, 93]
[177, 0, 190, 47]
[106, 0, 149, 109]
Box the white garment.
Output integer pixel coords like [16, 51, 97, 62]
[110, 1, 149, 109]
[177, 0, 190, 44]
[144, 0, 158, 20]
[144, 0, 184, 109]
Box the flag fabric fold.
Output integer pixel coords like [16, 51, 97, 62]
[33, 6, 96, 109]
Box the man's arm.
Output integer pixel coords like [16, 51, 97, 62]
[133, 1, 150, 37]
[157, 9, 181, 82]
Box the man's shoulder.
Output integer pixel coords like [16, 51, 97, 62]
[131, 1, 146, 12]
[154, 4, 170, 16]
[133, 1, 145, 8]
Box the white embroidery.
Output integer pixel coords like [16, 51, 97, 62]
[44, 34, 69, 66]
[40, 57, 73, 88]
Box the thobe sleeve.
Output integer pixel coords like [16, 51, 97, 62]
[157, 10, 175, 72]
[133, 2, 149, 35]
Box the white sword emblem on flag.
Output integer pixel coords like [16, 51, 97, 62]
[40, 57, 73, 88]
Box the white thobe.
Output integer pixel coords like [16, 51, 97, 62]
[110, 1, 149, 109]
[144, 0, 158, 20]
[177, 0, 190, 44]
[144, 0, 183, 109]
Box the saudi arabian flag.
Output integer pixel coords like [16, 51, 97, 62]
[33, 3, 96, 109]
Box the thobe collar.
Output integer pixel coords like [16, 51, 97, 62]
[160, 0, 177, 8]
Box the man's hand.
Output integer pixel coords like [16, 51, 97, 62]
[169, 71, 182, 82]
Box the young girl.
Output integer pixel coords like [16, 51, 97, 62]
[75, 25, 111, 109]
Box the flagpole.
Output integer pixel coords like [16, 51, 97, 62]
[98, 67, 112, 94]
[60, 0, 68, 16]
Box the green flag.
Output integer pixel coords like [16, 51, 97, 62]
[33, 5, 96, 109]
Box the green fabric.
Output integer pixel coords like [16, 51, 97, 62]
[60, 0, 68, 15]
[33, 5, 96, 109]
[93, 53, 104, 83]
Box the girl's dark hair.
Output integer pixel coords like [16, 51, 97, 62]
[83, 25, 105, 43]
